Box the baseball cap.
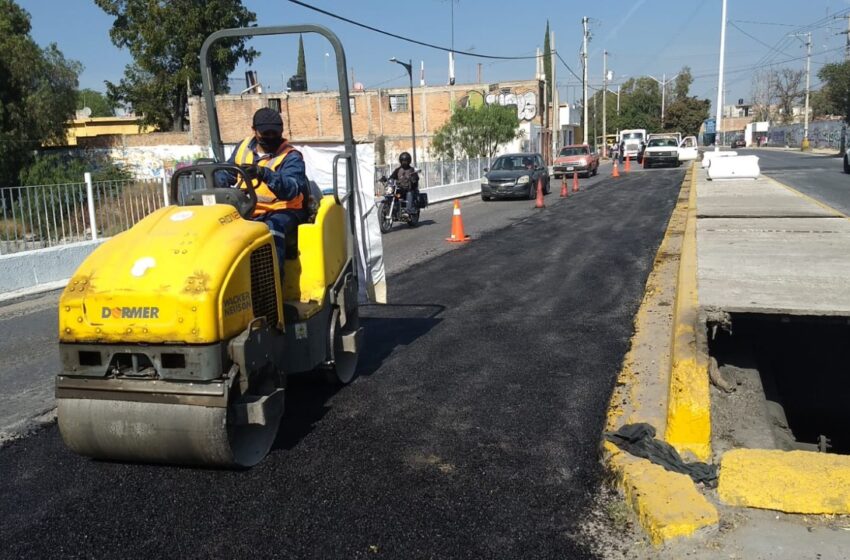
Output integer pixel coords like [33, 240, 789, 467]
[252, 108, 283, 133]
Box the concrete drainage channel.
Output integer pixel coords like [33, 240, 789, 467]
[710, 313, 850, 456]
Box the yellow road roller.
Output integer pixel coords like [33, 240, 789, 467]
[55, 25, 363, 467]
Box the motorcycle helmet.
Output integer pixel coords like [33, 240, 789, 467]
[399, 152, 412, 166]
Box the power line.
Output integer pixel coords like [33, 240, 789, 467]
[729, 21, 795, 59]
[287, 0, 541, 60]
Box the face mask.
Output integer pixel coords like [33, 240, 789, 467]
[258, 136, 283, 152]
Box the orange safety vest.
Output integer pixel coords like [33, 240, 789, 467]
[233, 137, 304, 215]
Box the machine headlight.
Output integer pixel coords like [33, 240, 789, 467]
[481, 177, 489, 185]
[578, 158, 587, 166]
[385, 186, 394, 195]
[517, 175, 530, 185]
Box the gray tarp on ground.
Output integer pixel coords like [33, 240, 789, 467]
[606, 423, 718, 487]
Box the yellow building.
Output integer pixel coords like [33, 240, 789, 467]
[64, 116, 151, 146]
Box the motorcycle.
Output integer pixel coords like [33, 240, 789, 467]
[377, 176, 428, 233]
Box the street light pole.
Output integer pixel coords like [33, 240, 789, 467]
[390, 57, 418, 166]
[602, 50, 608, 158]
[582, 16, 589, 145]
[715, 0, 728, 151]
[647, 73, 679, 128]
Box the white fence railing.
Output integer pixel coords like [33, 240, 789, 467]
[1, 158, 484, 256]
[1, 175, 166, 255]
[374, 157, 490, 196]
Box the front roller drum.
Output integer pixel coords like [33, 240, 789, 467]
[57, 390, 283, 468]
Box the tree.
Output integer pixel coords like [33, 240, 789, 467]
[673, 67, 693, 101]
[616, 77, 662, 132]
[664, 98, 711, 136]
[431, 104, 520, 159]
[296, 34, 307, 88]
[817, 61, 850, 123]
[96, 0, 258, 131]
[543, 21, 552, 104]
[769, 68, 805, 124]
[0, 0, 80, 188]
[750, 69, 773, 121]
[76, 88, 117, 117]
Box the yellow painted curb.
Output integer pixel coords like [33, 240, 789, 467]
[665, 163, 711, 461]
[603, 164, 718, 545]
[718, 448, 850, 514]
[607, 442, 719, 545]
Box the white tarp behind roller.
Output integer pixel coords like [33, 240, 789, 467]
[221, 141, 386, 303]
[298, 143, 386, 304]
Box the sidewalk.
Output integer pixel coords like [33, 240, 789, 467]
[600, 164, 850, 558]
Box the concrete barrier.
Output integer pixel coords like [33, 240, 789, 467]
[701, 150, 738, 169]
[707, 155, 760, 180]
[0, 240, 103, 300]
[422, 180, 481, 204]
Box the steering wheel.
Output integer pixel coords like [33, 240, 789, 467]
[169, 163, 258, 219]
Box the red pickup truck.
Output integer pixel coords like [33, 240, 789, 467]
[552, 144, 599, 179]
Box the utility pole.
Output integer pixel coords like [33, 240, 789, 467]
[714, 0, 727, 151]
[602, 50, 608, 157]
[616, 84, 621, 116]
[803, 32, 812, 151]
[551, 30, 559, 159]
[834, 14, 850, 61]
[582, 16, 589, 145]
[593, 93, 597, 150]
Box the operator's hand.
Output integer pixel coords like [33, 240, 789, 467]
[254, 166, 272, 184]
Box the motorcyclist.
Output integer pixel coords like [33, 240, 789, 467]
[389, 152, 419, 218]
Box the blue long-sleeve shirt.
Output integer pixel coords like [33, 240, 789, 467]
[221, 138, 308, 201]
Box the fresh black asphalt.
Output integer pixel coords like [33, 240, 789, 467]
[0, 166, 684, 559]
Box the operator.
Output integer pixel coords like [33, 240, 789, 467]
[389, 151, 419, 218]
[224, 107, 309, 268]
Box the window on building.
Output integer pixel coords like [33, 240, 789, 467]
[389, 94, 409, 112]
[268, 98, 282, 113]
[336, 96, 356, 114]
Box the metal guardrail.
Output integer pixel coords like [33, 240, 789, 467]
[1, 158, 488, 256]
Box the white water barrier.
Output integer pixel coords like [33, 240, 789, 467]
[702, 150, 738, 169]
[706, 155, 760, 180]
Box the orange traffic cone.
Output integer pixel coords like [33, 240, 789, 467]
[612, 159, 620, 178]
[625, 155, 631, 173]
[572, 171, 580, 193]
[560, 175, 569, 198]
[534, 176, 545, 209]
[446, 199, 470, 243]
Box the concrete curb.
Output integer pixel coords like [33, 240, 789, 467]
[0, 240, 103, 300]
[603, 163, 718, 545]
[718, 449, 850, 514]
[665, 163, 711, 461]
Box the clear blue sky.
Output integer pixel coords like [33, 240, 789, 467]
[19, 0, 850, 112]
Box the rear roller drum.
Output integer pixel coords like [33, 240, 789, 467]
[325, 307, 360, 385]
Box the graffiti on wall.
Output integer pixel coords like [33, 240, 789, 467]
[457, 88, 538, 121]
[67, 145, 211, 179]
[767, 121, 846, 150]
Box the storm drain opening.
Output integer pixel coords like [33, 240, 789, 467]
[709, 313, 850, 455]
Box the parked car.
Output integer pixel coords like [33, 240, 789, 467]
[642, 136, 681, 168]
[552, 144, 599, 179]
[481, 153, 550, 201]
[731, 136, 746, 149]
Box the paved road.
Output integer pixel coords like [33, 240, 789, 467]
[1, 164, 683, 558]
[745, 149, 850, 214]
[0, 163, 622, 440]
[382, 160, 619, 275]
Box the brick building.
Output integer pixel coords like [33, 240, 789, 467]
[188, 79, 545, 164]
